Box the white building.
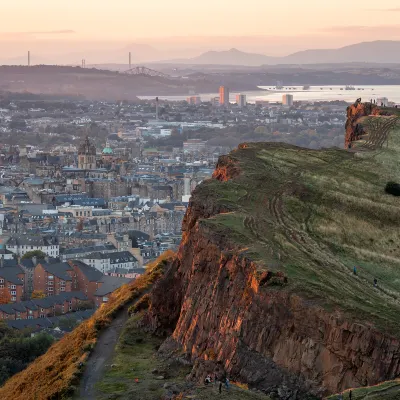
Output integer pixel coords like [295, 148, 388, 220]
[81, 250, 139, 273]
[6, 234, 59, 257]
[377, 97, 389, 107]
[282, 94, 294, 107]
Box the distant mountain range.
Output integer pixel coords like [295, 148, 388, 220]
[164, 41, 400, 66]
[2, 40, 400, 67]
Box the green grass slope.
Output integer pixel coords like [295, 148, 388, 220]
[327, 380, 400, 399]
[199, 125, 400, 336]
[95, 314, 271, 400]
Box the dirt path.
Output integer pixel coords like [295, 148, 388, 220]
[77, 308, 129, 399]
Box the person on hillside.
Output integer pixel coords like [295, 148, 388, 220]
[204, 375, 212, 385]
[219, 380, 223, 394]
[353, 266, 357, 275]
[374, 278, 378, 288]
[225, 377, 230, 391]
[349, 389, 352, 399]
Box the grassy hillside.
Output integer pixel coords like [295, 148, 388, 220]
[327, 380, 400, 399]
[0, 251, 174, 400]
[200, 124, 400, 336]
[93, 313, 271, 400]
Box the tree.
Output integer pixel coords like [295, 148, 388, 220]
[22, 250, 47, 260]
[31, 290, 46, 299]
[57, 317, 78, 331]
[0, 288, 11, 304]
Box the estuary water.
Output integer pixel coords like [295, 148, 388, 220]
[139, 85, 400, 104]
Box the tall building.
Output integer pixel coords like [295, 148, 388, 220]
[219, 86, 230, 107]
[236, 94, 246, 108]
[78, 136, 96, 170]
[282, 94, 294, 107]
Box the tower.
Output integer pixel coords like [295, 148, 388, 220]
[129, 52, 132, 69]
[155, 97, 159, 120]
[78, 136, 96, 170]
[219, 86, 229, 107]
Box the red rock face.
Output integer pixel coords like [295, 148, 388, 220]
[344, 103, 391, 149]
[146, 155, 400, 399]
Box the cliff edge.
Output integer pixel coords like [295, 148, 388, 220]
[147, 134, 400, 398]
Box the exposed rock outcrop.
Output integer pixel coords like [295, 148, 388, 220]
[146, 152, 400, 399]
[344, 102, 394, 148]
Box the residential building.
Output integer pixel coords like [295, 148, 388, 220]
[0, 265, 25, 302]
[70, 260, 103, 302]
[34, 262, 74, 297]
[236, 94, 246, 108]
[282, 94, 294, 107]
[60, 243, 117, 261]
[211, 97, 220, 107]
[219, 86, 230, 107]
[81, 250, 138, 274]
[6, 234, 59, 258]
[0, 292, 88, 320]
[93, 276, 132, 307]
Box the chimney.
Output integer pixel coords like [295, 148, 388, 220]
[45, 255, 49, 264]
[32, 256, 37, 266]
[17, 256, 21, 265]
[0, 255, 3, 268]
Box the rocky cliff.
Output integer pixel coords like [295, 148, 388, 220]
[344, 102, 399, 148]
[146, 140, 400, 399]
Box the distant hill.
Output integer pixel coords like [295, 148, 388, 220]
[283, 41, 400, 64]
[161, 41, 400, 66]
[184, 48, 275, 66]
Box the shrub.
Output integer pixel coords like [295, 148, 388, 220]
[385, 181, 400, 196]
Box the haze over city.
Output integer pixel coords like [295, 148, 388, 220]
[1, 0, 400, 63]
[2, 2, 400, 400]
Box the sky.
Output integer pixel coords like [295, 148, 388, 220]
[1, 0, 400, 62]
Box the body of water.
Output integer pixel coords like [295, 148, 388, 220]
[139, 85, 400, 104]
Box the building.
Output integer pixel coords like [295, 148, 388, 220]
[211, 97, 220, 107]
[6, 234, 59, 258]
[255, 100, 270, 107]
[377, 97, 389, 107]
[93, 275, 132, 307]
[34, 262, 74, 297]
[0, 292, 89, 320]
[60, 243, 117, 261]
[186, 96, 201, 105]
[236, 94, 247, 108]
[70, 260, 103, 302]
[282, 94, 294, 107]
[0, 265, 25, 302]
[78, 136, 96, 170]
[183, 139, 207, 153]
[81, 250, 139, 274]
[57, 205, 93, 218]
[219, 86, 230, 107]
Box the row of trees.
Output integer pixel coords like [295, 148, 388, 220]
[0, 322, 54, 385]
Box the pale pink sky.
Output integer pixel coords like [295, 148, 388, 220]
[1, 0, 400, 61]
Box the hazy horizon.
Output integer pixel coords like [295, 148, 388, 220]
[1, 1, 400, 64]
